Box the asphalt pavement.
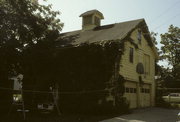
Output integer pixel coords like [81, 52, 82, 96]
[101, 107, 180, 122]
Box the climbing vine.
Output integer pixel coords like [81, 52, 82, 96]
[23, 40, 129, 114]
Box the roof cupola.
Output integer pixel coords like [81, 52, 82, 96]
[79, 10, 104, 30]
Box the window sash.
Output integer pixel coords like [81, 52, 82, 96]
[138, 30, 142, 44]
[83, 15, 92, 25]
[129, 48, 134, 63]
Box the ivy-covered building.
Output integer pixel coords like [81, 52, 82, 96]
[57, 9, 158, 109]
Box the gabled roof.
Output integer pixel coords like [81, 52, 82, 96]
[57, 18, 158, 58]
[58, 19, 151, 46]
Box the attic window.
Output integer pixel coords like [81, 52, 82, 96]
[137, 29, 142, 44]
[94, 16, 100, 26]
[129, 47, 134, 63]
[83, 15, 92, 25]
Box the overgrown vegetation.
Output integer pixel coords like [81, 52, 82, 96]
[160, 25, 180, 88]
[155, 89, 171, 108]
[56, 42, 128, 114]
[23, 41, 129, 114]
[156, 25, 180, 88]
[154, 25, 180, 108]
[0, 0, 130, 115]
[156, 89, 180, 109]
[0, 0, 62, 112]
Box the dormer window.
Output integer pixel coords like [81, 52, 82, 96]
[137, 29, 142, 44]
[83, 15, 92, 26]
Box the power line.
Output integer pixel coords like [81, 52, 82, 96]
[148, 1, 180, 32]
[149, 0, 180, 24]
[0, 86, 108, 94]
[153, 12, 180, 31]
[138, 1, 180, 32]
[114, 0, 180, 29]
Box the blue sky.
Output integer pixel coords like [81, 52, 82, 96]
[40, 0, 180, 67]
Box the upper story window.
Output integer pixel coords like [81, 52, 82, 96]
[137, 29, 142, 44]
[129, 47, 134, 63]
[144, 54, 150, 76]
[83, 15, 92, 25]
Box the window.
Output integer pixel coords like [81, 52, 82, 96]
[94, 16, 100, 26]
[130, 88, 134, 93]
[126, 87, 129, 93]
[141, 88, 144, 93]
[144, 54, 150, 75]
[143, 89, 150, 93]
[126, 87, 137, 93]
[145, 89, 148, 93]
[129, 48, 134, 63]
[141, 88, 150, 93]
[134, 88, 137, 93]
[83, 15, 92, 25]
[147, 89, 150, 93]
[137, 30, 142, 44]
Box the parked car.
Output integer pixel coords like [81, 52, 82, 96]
[162, 93, 180, 103]
[178, 112, 180, 121]
[37, 103, 54, 113]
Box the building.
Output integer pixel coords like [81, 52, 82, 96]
[58, 10, 158, 109]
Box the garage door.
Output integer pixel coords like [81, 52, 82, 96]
[140, 84, 151, 107]
[124, 82, 138, 109]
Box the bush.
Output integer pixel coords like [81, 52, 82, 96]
[156, 96, 171, 108]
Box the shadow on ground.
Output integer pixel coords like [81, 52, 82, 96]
[0, 111, 127, 122]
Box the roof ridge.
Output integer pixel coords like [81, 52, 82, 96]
[60, 18, 144, 35]
[115, 18, 144, 24]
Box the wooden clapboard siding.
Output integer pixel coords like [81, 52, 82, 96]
[120, 29, 155, 82]
[120, 28, 156, 107]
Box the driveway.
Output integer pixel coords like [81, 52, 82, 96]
[100, 107, 179, 122]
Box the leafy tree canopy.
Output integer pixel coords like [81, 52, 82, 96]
[0, 0, 63, 91]
[0, 0, 63, 81]
[160, 25, 180, 68]
[0, 0, 64, 111]
[159, 25, 180, 88]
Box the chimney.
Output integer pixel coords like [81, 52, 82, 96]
[79, 10, 104, 30]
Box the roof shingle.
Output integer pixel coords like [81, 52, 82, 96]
[58, 19, 147, 46]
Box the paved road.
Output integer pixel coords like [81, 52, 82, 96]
[101, 107, 180, 122]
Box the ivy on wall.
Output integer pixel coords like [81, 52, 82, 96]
[23, 40, 129, 114]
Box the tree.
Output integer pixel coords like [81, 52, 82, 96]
[0, 0, 63, 80]
[0, 0, 62, 71]
[150, 31, 162, 77]
[0, 0, 63, 111]
[160, 25, 180, 88]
